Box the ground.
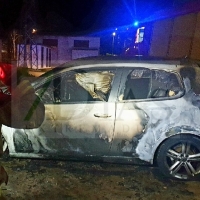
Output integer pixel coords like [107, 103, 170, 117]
[0, 155, 199, 200]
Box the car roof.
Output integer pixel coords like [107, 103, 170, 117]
[32, 56, 185, 88]
[41, 56, 183, 77]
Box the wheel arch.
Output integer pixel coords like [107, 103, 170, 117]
[152, 132, 200, 165]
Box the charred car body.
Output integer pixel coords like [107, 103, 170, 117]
[2, 57, 200, 180]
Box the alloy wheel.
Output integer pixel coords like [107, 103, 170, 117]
[166, 142, 200, 179]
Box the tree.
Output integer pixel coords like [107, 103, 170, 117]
[10, 29, 22, 60]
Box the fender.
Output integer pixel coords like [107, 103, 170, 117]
[151, 125, 200, 164]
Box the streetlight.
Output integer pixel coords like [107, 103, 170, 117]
[32, 28, 37, 34]
[133, 21, 139, 27]
[112, 32, 116, 55]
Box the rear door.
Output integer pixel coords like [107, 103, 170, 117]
[111, 67, 184, 159]
[111, 67, 151, 156]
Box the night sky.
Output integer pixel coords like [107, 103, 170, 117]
[0, 1, 170, 30]
[0, 0, 196, 34]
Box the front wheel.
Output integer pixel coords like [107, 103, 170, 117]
[156, 134, 200, 180]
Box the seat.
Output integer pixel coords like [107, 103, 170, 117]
[124, 78, 150, 100]
[151, 88, 167, 98]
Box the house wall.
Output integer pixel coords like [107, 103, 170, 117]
[149, 19, 173, 57]
[34, 35, 60, 66]
[69, 36, 100, 60]
[145, 12, 200, 60]
[168, 13, 197, 58]
[34, 35, 100, 67]
[191, 12, 200, 59]
[72, 49, 99, 60]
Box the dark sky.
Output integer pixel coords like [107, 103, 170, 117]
[37, 0, 175, 32]
[0, 0, 195, 33]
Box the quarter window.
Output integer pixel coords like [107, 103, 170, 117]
[150, 70, 182, 98]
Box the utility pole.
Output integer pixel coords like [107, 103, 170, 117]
[18, 0, 38, 69]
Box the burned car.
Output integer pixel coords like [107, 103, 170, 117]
[2, 57, 200, 180]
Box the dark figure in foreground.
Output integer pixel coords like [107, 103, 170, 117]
[0, 63, 45, 188]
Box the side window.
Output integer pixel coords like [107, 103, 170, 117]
[36, 69, 115, 103]
[119, 68, 183, 101]
[121, 68, 151, 100]
[73, 71, 115, 102]
[60, 72, 93, 102]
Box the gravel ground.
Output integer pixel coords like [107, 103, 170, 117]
[0, 155, 199, 200]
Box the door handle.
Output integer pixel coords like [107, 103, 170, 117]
[94, 113, 111, 118]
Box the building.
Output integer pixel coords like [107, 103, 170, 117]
[17, 35, 100, 69]
[126, 1, 200, 61]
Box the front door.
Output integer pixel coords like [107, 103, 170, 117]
[35, 68, 120, 157]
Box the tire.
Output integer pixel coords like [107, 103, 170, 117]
[156, 134, 200, 180]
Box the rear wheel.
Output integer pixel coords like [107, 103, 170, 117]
[156, 134, 200, 180]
